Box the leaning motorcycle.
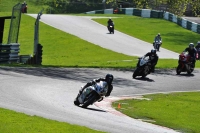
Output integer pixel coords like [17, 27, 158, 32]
[74, 81, 108, 108]
[153, 40, 162, 51]
[132, 56, 152, 78]
[176, 52, 194, 75]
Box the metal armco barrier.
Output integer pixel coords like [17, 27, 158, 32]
[0, 43, 20, 63]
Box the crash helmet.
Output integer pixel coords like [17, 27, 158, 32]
[105, 74, 114, 85]
[197, 41, 200, 46]
[189, 43, 194, 50]
[151, 49, 156, 55]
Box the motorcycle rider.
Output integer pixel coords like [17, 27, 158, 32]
[153, 33, 162, 50]
[195, 41, 200, 50]
[184, 43, 197, 67]
[75, 74, 114, 101]
[138, 49, 159, 73]
[107, 18, 114, 31]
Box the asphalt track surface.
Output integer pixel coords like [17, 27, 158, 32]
[1, 14, 200, 133]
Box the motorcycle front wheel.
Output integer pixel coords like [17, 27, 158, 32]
[176, 65, 182, 75]
[74, 99, 80, 106]
[186, 64, 192, 74]
[133, 67, 140, 79]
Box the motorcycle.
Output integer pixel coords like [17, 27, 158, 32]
[74, 81, 108, 108]
[132, 56, 152, 78]
[153, 40, 162, 51]
[108, 25, 114, 34]
[176, 52, 194, 75]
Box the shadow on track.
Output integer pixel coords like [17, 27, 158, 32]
[176, 73, 195, 77]
[133, 77, 155, 82]
[82, 107, 106, 112]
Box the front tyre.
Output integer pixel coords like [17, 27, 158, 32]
[186, 64, 191, 74]
[133, 68, 140, 79]
[74, 98, 80, 106]
[176, 65, 182, 75]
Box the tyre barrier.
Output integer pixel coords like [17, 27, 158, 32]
[0, 43, 20, 63]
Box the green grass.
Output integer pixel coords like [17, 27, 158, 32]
[112, 92, 200, 133]
[0, 107, 105, 133]
[0, 13, 200, 68]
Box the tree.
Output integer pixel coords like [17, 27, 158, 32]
[189, 0, 200, 16]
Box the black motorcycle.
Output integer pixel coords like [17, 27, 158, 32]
[133, 56, 152, 78]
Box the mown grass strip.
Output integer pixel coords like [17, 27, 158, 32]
[113, 91, 200, 133]
[0, 107, 105, 133]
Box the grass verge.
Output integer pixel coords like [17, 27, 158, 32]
[0, 107, 105, 133]
[0, 13, 200, 68]
[112, 91, 200, 133]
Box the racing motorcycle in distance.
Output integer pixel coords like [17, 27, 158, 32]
[132, 56, 152, 78]
[153, 40, 162, 51]
[108, 25, 114, 34]
[74, 81, 108, 108]
[176, 51, 194, 75]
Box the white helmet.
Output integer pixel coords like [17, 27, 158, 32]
[189, 43, 194, 49]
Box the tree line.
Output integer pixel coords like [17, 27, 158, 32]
[1, 0, 199, 16]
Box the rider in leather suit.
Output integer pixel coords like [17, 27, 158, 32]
[75, 74, 114, 101]
[184, 43, 197, 68]
[144, 49, 159, 73]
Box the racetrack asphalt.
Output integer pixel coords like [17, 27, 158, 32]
[0, 14, 199, 133]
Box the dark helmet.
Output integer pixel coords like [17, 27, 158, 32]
[151, 49, 156, 55]
[189, 43, 194, 50]
[105, 74, 114, 85]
